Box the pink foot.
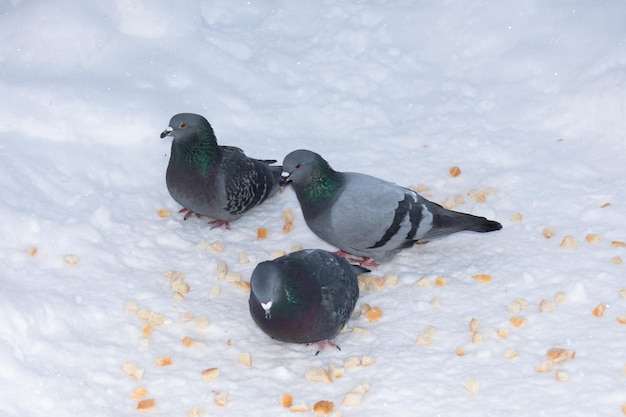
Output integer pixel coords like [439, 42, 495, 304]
[178, 208, 196, 220]
[310, 340, 341, 355]
[334, 250, 379, 268]
[209, 219, 231, 230]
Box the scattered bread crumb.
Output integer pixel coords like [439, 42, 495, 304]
[546, 347, 575, 363]
[442, 197, 456, 210]
[210, 240, 225, 252]
[561, 235, 578, 249]
[344, 356, 361, 368]
[364, 306, 383, 322]
[140, 323, 153, 336]
[270, 250, 286, 259]
[187, 406, 205, 417]
[471, 332, 483, 344]
[617, 315, 626, 324]
[612, 240, 626, 248]
[291, 403, 309, 413]
[435, 276, 448, 287]
[257, 228, 269, 239]
[497, 328, 509, 339]
[510, 316, 528, 328]
[540, 298, 556, 313]
[282, 208, 295, 233]
[136, 399, 155, 410]
[535, 360, 554, 373]
[306, 366, 332, 383]
[430, 296, 441, 309]
[455, 194, 465, 205]
[585, 233, 601, 244]
[449, 165, 462, 177]
[613, 256, 623, 265]
[131, 386, 148, 400]
[556, 371, 568, 382]
[383, 273, 399, 286]
[214, 391, 228, 407]
[351, 327, 371, 336]
[281, 393, 293, 408]
[592, 303, 607, 317]
[313, 400, 334, 415]
[455, 346, 466, 356]
[555, 291, 567, 303]
[63, 254, 79, 265]
[217, 259, 228, 279]
[472, 274, 492, 284]
[416, 334, 433, 346]
[209, 284, 221, 297]
[195, 316, 210, 329]
[415, 277, 431, 287]
[157, 208, 171, 218]
[148, 312, 166, 326]
[201, 368, 219, 383]
[239, 352, 252, 367]
[239, 252, 250, 264]
[469, 318, 480, 332]
[123, 362, 144, 380]
[600, 202, 611, 208]
[512, 213, 523, 222]
[504, 348, 518, 359]
[181, 312, 195, 323]
[619, 289, 626, 298]
[182, 336, 204, 348]
[27, 246, 38, 257]
[154, 355, 172, 367]
[290, 244, 304, 252]
[361, 355, 376, 367]
[329, 363, 345, 379]
[223, 271, 242, 282]
[464, 378, 480, 394]
[233, 281, 251, 291]
[542, 227, 556, 238]
[124, 301, 139, 313]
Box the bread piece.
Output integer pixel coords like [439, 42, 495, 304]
[414, 277, 431, 287]
[619, 289, 626, 298]
[469, 318, 480, 332]
[217, 259, 228, 279]
[239, 352, 252, 367]
[210, 240, 225, 252]
[455, 346, 466, 356]
[281, 393, 293, 408]
[435, 276, 449, 287]
[559, 235, 577, 250]
[585, 233, 601, 244]
[201, 367, 219, 382]
[291, 404, 309, 412]
[131, 386, 148, 400]
[124, 301, 139, 313]
[157, 208, 171, 218]
[63, 254, 79, 265]
[187, 407, 205, 417]
[442, 197, 456, 210]
[214, 391, 228, 407]
[416, 334, 433, 346]
[306, 366, 332, 383]
[612, 240, 626, 248]
[313, 400, 334, 415]
[464, 379, 480, 394]
[554, 291, 567, 303]
[329, 363, 345, 379]
[209, 284, 221, 297]
[592, 303, 607, 317]
[123, 361, 144, 380]
[361, 355, 376, 367]
[140, 323, 153, 336]
[539, 299, 556, 313]
[449, 165, 462, 177]
[383, 273, 399, 286]
[612, 256, 623, 265]
[351, 327, 371, 336]
[233, 281, 251, 291]
[472, 274, 491, 283]
[510, 316, 528, 328]
[181, 312, 195, 323]
[430, 296, 441, 309]
[364, 306, 383, 322]
[344, 356, 361, 368]
[555, 371, 568, 382]
[535, 360, 554, 373]
[471, 332, 483, 345]
[546, 348, 569, 363]
[224, 271, 242, 282]
[195, 316, 210, 329]
[617, 315, 626, 324]
[497, 328, 509, 339]
[512, 213, 523, 222]
[542, 227, 556, 238]
[257, 228, 269, 239]
[239, 252, 250, 264]
[136, 399, 155, 410]
[341, 392, 363, 406]
[270, 250, 286, 259]
[27, 246, 38, 257]
[504, 348, 518, 359]
[154, 355, 172, 367]
[148, 311, 166, 325]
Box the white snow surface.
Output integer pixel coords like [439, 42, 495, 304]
[2, 1, 626, 416]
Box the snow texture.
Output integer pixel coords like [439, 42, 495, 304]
[1, 1, 625, 416]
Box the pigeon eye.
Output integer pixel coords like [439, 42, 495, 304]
[179, 122, 187, 129]
[295, 163, 302, 169]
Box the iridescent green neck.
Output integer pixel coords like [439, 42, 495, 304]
[296, 164, 344, 216]
[172, 130, 219, 176]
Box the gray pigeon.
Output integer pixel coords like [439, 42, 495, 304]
[249, 249, 364, 347]
[281, 149, 502, 264]
[160, 113, 282, 228]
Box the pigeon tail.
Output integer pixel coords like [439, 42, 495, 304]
[466, 218, 503, 233]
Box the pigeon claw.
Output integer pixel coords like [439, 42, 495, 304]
[178, 208, 197, 220]
[334, 250, 379, 268]
[209, 219, 231, 230]
[311, 340, 341, 355]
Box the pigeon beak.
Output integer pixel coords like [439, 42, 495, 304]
[160, 126, 173, 139]
[261, 301, 272, 319]
[279, 171, 291, 188]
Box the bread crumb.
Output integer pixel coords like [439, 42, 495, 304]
[154, 355, 172, 367]
[430, 296, 441, 309]
[539, 298, 556, 313]
[201, 367, 219, 382]
[472, 274, 492, 283]
[554, 291, 567, 303]
[556, 371, 568, 382]
[270, 250, 286, 259]
[455, 194, 466, 205]
[497, 327, 509, 339]
[560, 235, 578, 249]
[364, 306, 383, 322]
[542, 227, 556, 238]
[535, 360, 554, 373]
[383, 273, 399, 286]
[512, 213, 523, 222]
[416, 334, 433, 346]
[415, 277, 431, 287]
[619, 289, 626, 298]
[546, 347, 575, 363]
[63, 254, 79, 265]
[257, 228, 269, 239]
[592, 303, 607, 317]
[187, 406, 205, 417]
[281, 393, 293, 408]
[136, 399, 155, 410]
[233, 281, 251, 291]
[585, 233, 601, 244]
[224, 271, 242, 282]
[290, 244, 304, 252]
[449, 165, 462, 177]
[464, 378, 480, 394]
[124, 301, 139, 313]
[306, 366, 332, 383]
[210, 240, 225, 252]
[131, 386, 148, 400]
[282, 208, 295, 233]
[182, 336, 202, 348]
[600, 202, 611, 208]
[329, 363, 345, 379]
[341, 392, 363, 406]
[290, 403, 309, 412]
[181, 312, 195, 323]
[435, 276, 448, 287]
[612, 240, 626, 248]
[471, 332, 483, 344]
[138, 337, 151, 347]
[209, 284, 221, 297]
[239, 252, 250, 264]
[157, 208, 171, 218]
[510, 316, 528, 328]
[617, 315, 626, 324]
[195, 316, 210, 329]
[442, 197, 456, 210]
[123, 362, 144, 380]
[344, 356, 361, 368]
[361, 355, 376, 367]
[148, 311, 166, 326]
[140, 323, 153, 336]
[351, 327, 371, 336]
[239, 352, 252, 367]
[214, 391, 228, 407]
[469, 317, 480, 332]
[455, 346, 466, 356]
[504, 348, 518, 359]
[313, 400, 334, 415]
[27, 246, 38, 257]
[612, 256, 623, 265]
[217, 259, 228, 279]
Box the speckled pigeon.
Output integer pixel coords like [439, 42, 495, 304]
[249, 249, 364, 347]
[281, 149, 502, 264]
[160, 113, 282, 228]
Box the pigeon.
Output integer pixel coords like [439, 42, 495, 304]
[160, 113, 282, 228]
[281, 149, 502, 264]
[249, 249, 364, 347]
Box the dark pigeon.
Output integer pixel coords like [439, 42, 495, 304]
[281, 149, 502, 264]
[249, 249, 364, 347]
[160, 113, 282, 228]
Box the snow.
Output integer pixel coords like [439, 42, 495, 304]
[1, 1, 625, 416]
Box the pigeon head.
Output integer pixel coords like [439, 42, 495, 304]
[160, 113, 215, 142]
[249, 261, 285, 319]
